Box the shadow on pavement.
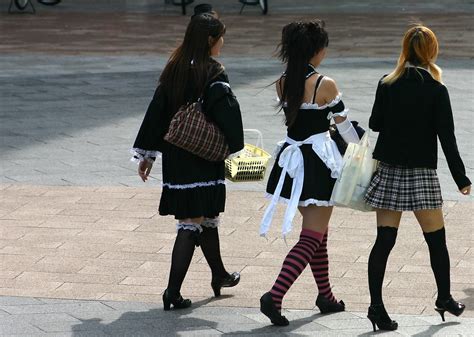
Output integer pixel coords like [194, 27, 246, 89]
[71, 298, 220, 337]
[411, 321, 460, 337]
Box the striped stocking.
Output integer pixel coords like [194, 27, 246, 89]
[270, 228, 324, 311]
[310, 231, 337, 302]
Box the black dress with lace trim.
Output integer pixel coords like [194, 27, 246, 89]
[266, 66, 347, 205]
[132, 71, 244, 219]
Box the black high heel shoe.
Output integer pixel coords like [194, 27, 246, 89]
[162, 289, 192, 311]
[315, 295, 345, 314]
[435, 296, 465, 321]
[211, 272, 240, 297]
[367, 304, 398, 331]
[260, 292, 289, 326]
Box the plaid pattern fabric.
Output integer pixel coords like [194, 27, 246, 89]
[364, 161, 443, 211]
[164, 102, 230, 162]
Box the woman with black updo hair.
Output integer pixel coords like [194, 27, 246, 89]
[259, 20, 360, 326]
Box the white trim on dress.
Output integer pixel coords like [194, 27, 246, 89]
[280, 94, 343, 110]
[163, 180, 226, 190]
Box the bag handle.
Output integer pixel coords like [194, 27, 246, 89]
[359, 129, 371, 147]
[244, 129, 264, 149]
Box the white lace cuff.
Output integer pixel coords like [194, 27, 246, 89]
[327, 108, 349, 120]
[130, 148, 161, 164]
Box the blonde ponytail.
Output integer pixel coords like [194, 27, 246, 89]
[383, 25, 442, 85]
[383, 53, 407, 84]
[428, 61, 443, 83]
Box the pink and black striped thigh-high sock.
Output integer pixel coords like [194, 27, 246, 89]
[310, 230, 337, 302]
[270, 228, 324, 311]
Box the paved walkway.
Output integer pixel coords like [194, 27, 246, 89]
[1, 1, 473, 336]
[1, 295, 473, 336]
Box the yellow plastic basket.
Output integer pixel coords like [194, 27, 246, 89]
[225, 129, 271, 182]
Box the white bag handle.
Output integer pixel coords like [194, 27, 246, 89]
[359, 130, 370, 147]
[244, 129, 264, 149]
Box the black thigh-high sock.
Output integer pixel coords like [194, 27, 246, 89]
[167, 228, 198, 296]
[368, 226, 398, 305]
[423, 227, 451, 301]
[199, 226, 228, 280]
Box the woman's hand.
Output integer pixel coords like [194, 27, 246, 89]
[138, 159, 153, 182]
[460, 185, 471, 195]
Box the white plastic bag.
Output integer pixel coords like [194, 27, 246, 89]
[330, 132, 377, 212]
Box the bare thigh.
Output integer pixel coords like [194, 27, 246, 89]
[375, 209, 403, 228]
[413, 208, 444, 233]
[298, 205, 333, 233]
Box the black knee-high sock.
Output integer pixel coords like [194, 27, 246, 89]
[199, 227, 228, 280]
[167, 229, 198, 295]
[423, 227, 451, 301]
[368, 226, 398, 305]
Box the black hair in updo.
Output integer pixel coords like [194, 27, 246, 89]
[278, 20, 328, 127]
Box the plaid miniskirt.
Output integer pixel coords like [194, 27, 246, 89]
[364, 162, 443, 211]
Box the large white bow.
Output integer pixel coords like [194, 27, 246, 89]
[260, 142, 305, 238]
[259, 132, 343, 239]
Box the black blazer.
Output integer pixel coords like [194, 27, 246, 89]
[370, 67, 470, 190]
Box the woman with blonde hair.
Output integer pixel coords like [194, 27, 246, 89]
[365, 25, 471, 331]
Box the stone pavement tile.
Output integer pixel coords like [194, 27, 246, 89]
[98, 293, 162, 303]
[15, 272, 124, 286]
[2, 312, 79, 326]
[0, 322, 44, 335]
[0, 279, 62, 292]
[58, 242, 161, 255]
[1, 255, 43, 270]
[0, 301, 115, 315]
[398, 323, 474, 337]
[0, 297, 44, 306]
[0, 271, 21, 280]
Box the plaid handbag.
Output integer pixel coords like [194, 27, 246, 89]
[164, 100, 230, 161]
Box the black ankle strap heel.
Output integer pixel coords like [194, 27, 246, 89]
[367, 304, 398, 331]
[211, 272, 240, 297]
[435, 296, 465, 321]
[162, 289, 192, 311]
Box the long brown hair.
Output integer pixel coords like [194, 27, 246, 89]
[159, 14, 226, 114]
[384, 25, 442, 84]
[277, 20, 329, 127]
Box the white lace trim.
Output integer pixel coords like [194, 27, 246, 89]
[163, 180, 226, 190]
[280, 93, 343, 110]
[265, 192, 334, 207]
[176, 223, 202, 233]
[327, 108, 349, 120]
[130, 148, 161, 163]
[210, 81, 231, 89]
[202, 217, 220, 228]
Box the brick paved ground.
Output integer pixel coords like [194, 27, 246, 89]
[0, 0, 473, 335]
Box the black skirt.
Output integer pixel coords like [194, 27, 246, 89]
[266, 143, 336, 206]
[364, 162, 443, 211]
[159, 142, 226, 219]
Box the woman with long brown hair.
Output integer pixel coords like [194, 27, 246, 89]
[365, 25, 471, 331]
[259, 20, 360, 326]
[131, 13, 244, 310]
